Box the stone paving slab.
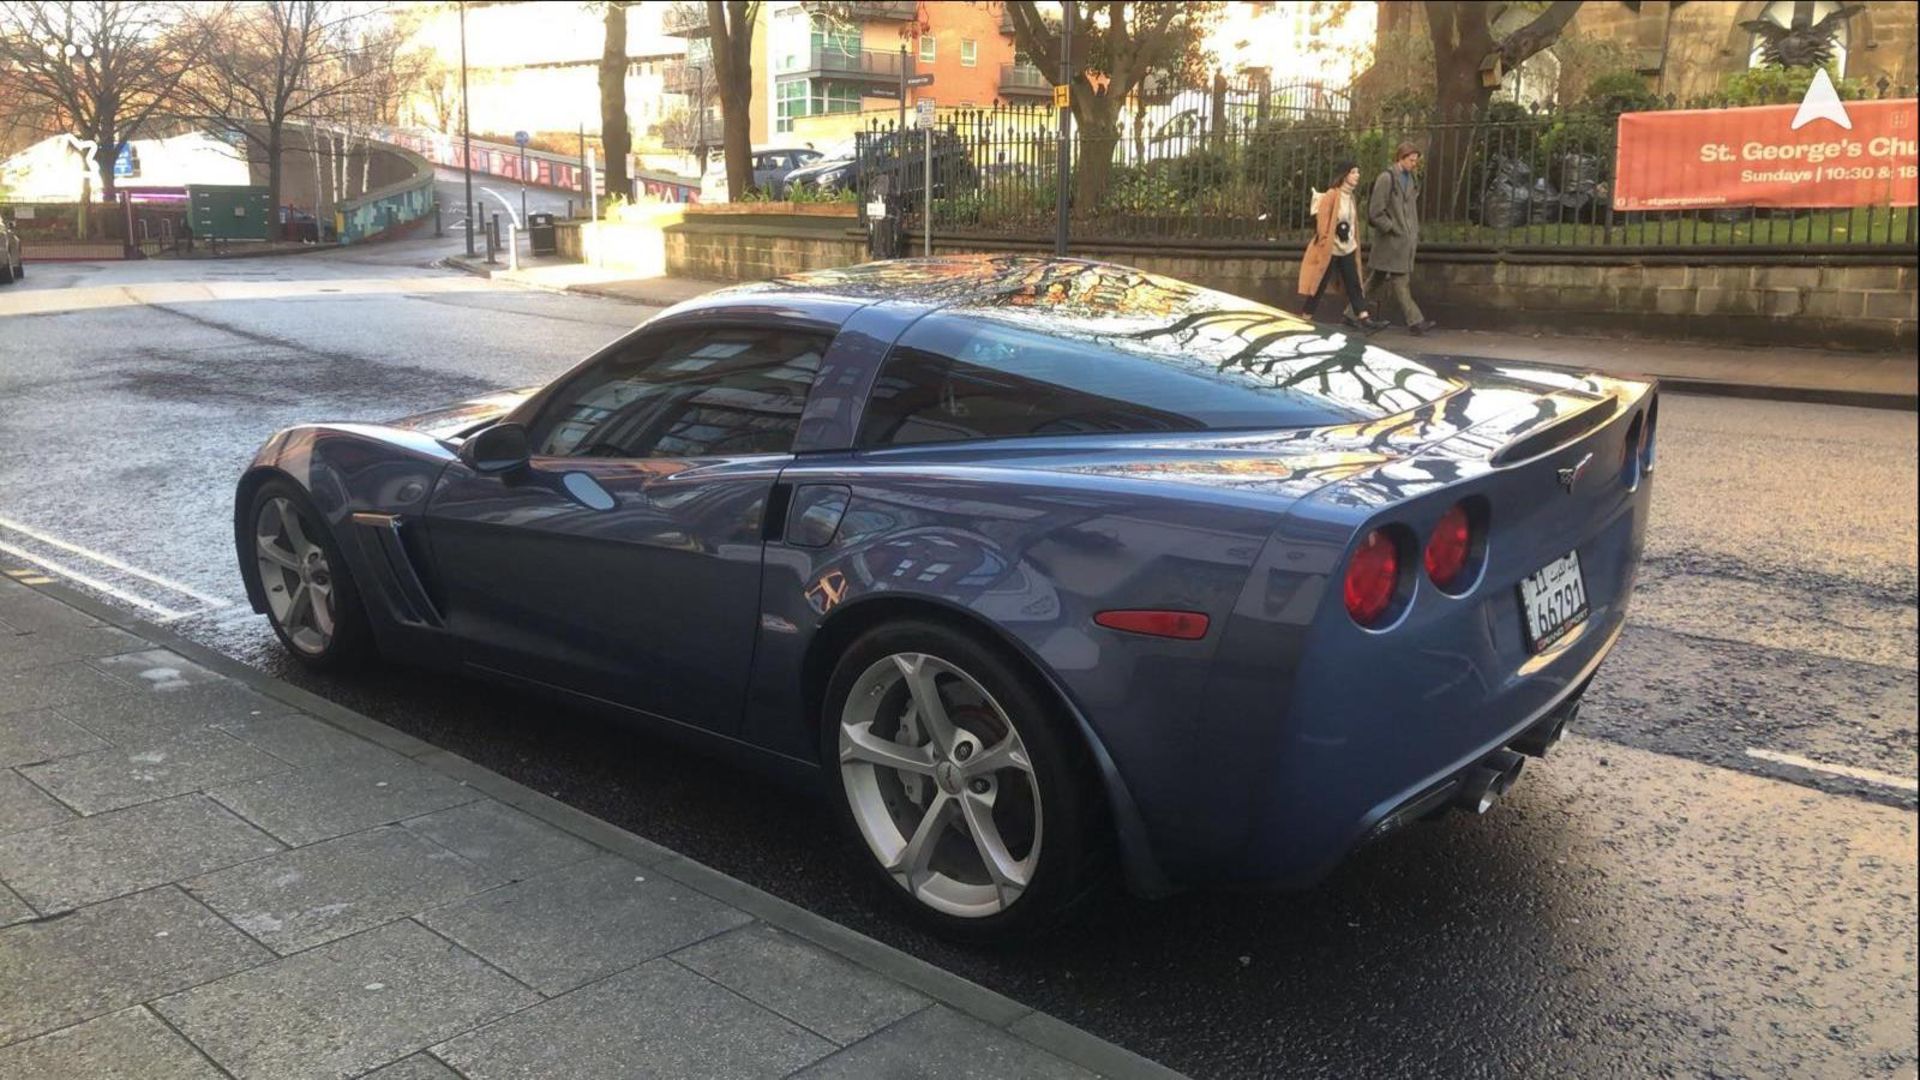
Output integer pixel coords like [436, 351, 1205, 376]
[674, 922, 930, 1046]
[0, 585, 106, 632]
[0, 1006, 225, 1080]
[0, 792, 283, 912]
[46, 679, 289, 745]
[0, 660, 134, 717]
[0, 768, 75, 837]
[420, 851, 750, 995]
[0, 624, 145, 675]
[21, 725, 287, 815]
[154, 919, 541, 1080]
[0, 880, 35, 927]
[792, 1004, 1101, 1079]
[399, 798, 600, 881]
[86, 647, 228, 694]
[210, 711, 379, 767]
[432, 957, 835, 1080]
[362, 1054, 464, 1080]
[186, 825, 502, 954]
[208, 746, 480, 846]
[0, 707, 111, 768]
[0, 886, 273, 1045]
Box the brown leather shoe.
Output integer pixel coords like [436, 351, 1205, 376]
[1409, 319, 1438, 336]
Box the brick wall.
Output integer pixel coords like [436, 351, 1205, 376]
[658, 216, 1917, 351]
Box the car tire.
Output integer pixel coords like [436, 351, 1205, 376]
[0, 256, 13, 285]
[820, 618, 1106, 943]
[245, 479, 372, 670]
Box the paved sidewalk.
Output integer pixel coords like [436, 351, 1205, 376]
[0, 572, 1177, 1080]
[446, 253, 1916, 410]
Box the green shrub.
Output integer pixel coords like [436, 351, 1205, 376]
[1715, 65, 1870, 107]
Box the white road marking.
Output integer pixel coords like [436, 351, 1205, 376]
[1745, 747, 1918, 794]
[0, 540, 189, 620]
[479, 186, 522, 229]
[0, 514, 230, 607]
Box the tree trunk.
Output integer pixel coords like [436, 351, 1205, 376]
[709, 1, 756, 201]
[600, 2, 631, 207]
[1070, 93, 1123, 211]
[96, 124, 119, 206]
[267, 128, 285, 233]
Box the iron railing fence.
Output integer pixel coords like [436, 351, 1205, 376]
[853, 81, 1915, 251]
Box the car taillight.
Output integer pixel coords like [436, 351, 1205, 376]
[1622, 412, 1645, 486]
[1424, 503, 1472, 588]
[1344, 529, 1399, 627]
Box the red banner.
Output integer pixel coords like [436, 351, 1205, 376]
[1613, 99, 1918, 210]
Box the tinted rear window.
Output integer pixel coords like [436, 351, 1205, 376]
[859, 294, 1461, 447]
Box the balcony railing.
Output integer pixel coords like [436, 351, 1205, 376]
[998, 62, 1051, 96]
[781, 43, 905, 82]
[663, 6, 708, 36]
[805, 0, 916, 19]
[662, 59, 712, 94]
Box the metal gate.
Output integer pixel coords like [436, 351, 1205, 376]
[2, 194, 167, 260]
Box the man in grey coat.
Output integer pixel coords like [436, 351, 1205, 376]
[1362, 141, 1437, 335]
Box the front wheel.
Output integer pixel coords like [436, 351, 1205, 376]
[246, 480, 371, 669]
[821, 619, 1105, 943]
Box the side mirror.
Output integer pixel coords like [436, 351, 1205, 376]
[461, 422, 531, 474]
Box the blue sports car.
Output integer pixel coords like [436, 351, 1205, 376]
[235, 256, 1655, 940]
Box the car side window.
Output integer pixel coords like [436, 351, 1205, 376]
[529, 327, 831, 459]
[858, 339, 1204, 447]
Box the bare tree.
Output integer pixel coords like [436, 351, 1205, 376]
[1004, 2, 1220, 209]
[0, 1, 201, 202]
[1422, 0, 1583, 118]
[171, 1, 388, 217]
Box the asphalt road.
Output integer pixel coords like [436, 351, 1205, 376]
[2, 244, 1914, 1078]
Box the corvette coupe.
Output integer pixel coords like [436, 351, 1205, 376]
[235, 256, 1655, 939]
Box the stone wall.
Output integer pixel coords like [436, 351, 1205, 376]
[658, 215, 1917, 351]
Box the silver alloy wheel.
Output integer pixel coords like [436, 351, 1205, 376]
[838, 652, 1042, 918]
[254, 496, 336, 655]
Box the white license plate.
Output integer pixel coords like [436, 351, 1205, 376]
[1518, 550, 1589, 652]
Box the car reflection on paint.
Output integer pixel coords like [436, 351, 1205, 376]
[234, 255, 1655, 942]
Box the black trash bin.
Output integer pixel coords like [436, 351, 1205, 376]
[528, 212, 558, 256]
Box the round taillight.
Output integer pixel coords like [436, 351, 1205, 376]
[1425, 502, 1472, 588]
[1344, 529, 1399, 627]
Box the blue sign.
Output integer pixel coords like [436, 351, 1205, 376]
[514, 130, 531, 148]
[112, 142, 136, 178]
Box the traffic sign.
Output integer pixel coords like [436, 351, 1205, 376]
[905, 73, 934, 88]
[1053, 84, 1070, 109]
[514, 130, 531, 148]
[915, 98, 936, 128]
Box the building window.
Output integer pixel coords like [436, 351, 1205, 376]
[776, 79, 864, 133]
[919, 34, 935, 63]
[960, 38, 977, 67]
[812, 12, 861, 57]
[777, 79, 807, 133]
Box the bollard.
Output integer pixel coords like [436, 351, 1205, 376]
[434, 205, 443, 238]
[506, 223, 518, 272]
[484, 215, 498, 266]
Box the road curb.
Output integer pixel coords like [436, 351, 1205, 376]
[435, 255, 717, 309]
[28, 577, 1186, 1080]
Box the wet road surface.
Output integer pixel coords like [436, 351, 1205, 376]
[2, 245, 1914, 1077]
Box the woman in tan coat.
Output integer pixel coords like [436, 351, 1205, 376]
[1296, 162, 1388, 332]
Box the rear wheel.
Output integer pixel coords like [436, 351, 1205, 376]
[821, 619, 1104, 942]
[246, 480, 370, 669]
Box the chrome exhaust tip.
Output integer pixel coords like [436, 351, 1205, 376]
[1454, 748, 1526, 814]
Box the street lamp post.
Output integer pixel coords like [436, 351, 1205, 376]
[1055, 1, 1073, 256]
[460, 0, 475, 257]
